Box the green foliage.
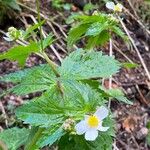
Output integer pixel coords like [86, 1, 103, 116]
[37, 127, 64, 148]
[122, 62, 139, 69]
[67, 13, 127, 49]
[0, 34, 53, 67]
[0, 64, 48, 83]
[0, 0, 21, 11]
[146, 121, 150, 146]
[0, 42, 39, 67]
[0, 127, 30, 150]
[16, 80, 106, 127]
[99, 86, 132, 104]
[22, 21, 45, 39]
[0, 4, 133, 149]
[52, 0, 64, 9]
[11, 65, 56, 95]
[83, 3, 98, 13]
[59, 49, 120, 80]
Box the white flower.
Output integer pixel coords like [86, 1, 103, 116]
[106, 2, 123, 12]
[3, 27, 23, 42]
[106, 2, 115, 10]
[3, 32, 14, 42]
[75, 106, 109, 141]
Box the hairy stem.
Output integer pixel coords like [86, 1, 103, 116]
[36, 0, 43, 51]
[41, 52, 60, 77]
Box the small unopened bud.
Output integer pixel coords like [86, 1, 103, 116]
[92, 10, 99, 16]
[62, 118, 75, 131]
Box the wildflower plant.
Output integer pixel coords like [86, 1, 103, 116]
[0, 1, 131, 150]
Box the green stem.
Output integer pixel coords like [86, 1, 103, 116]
[36, 0, 43, 51]
[41, 52, 60, 77]
[25, 128, 44, 150]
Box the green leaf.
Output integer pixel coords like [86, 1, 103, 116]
[16, 80, 106, 127]
[0, 127, 30, 150]
[67, 13, 126, 48]
[10, 64, 56, 95]
[112, 26, 128, 41]
[40, 34, 54, 50]
[146, 121, 150, 146]
[85, 22, 109, 36]
[15, 86, 64, 127]
[83, 3, 98, 12]
[59, 49, 120, 80]
[37, 126, 65, 148]
[122, 62, 139, 69]
[86, 31, 110, 49]
[23, 21, 45, 39]
[2, 0, 21, 11]
[99, 86, 133, 104]
[0, 42, 39, 67]
[61, 80, 106, 113]
[0, 64, 48, 83]
[67, 24, 90, 48]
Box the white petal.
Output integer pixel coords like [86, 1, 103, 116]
[98, 125, 109, 132]
[3, 37, 13, 42]
[106, 2, 115, 10]
[94, 106, 109, 120]
[85, 129, 98, 141]
[117, 3, 123, 9]
[75, 120, 88, 135]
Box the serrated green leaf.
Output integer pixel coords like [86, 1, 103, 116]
[37, 126, 65, 148]
[16, 80, 106, 126]
[23, 21, 45, 39]
[59, 49, 120, 80]
[61, 80, 106, 113]
[112, 26, 128, 41]
[0, 127, 30, 150]
[99, 86, 133, 104]
[0, 34, 53, 67]
[85, 22, 109, 36]
[86, 31, 110, 49]
[0, 42, 39, 67]
[38, 34, 54, 50]
[67, 24, 90, 48]
[15, 86, 64, 127]
[10, 64, 56, 95]
[67, 13, 126, 48]
[0, 64, 48, 83]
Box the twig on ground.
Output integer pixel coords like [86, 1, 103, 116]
[113, 42, 134, 63]
[108, 38, 113, 108]
[135, 84, 148, 105]
[0, 101, 8, 127]
[118, 16, 150, 83]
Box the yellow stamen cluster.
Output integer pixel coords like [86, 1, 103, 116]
[114, 4, 122, 12]
[88, 116, 99, 128]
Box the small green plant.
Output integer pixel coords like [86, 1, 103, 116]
[51, 0, 72, 10]
[0, 1, 132, 150]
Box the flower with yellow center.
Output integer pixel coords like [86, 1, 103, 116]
[75, 106, 109, 141]
[114, 4, 123, 12]
[106, 2, 123, 12]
